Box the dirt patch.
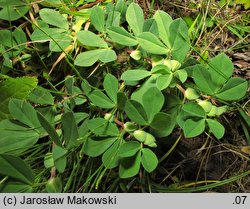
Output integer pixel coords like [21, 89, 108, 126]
[156, 134, 250, 192]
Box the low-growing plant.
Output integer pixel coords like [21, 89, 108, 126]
[0, 0, 249, 192]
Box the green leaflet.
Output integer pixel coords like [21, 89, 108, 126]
[77, 30, 108, 48]
[39, 8, 68, 30]
[182, 102, 206, 118]
[137, 32, 169, 55]
[103, 73, 118, 103]
[126, 3, 144, 36]
[131, 76, 158, 104]
[106, 11, 121, 27]
[206, 119, 225, 139]
[84, 137, 117, 157]
[153, 10, 172, 47]
[156, 74, 173, 90]
[37, 111, 62, 147]
[151, 64, 171, 74]
[62, 111, 79, 148]
[118, 141, 141, 157]
[107, 26, 138, 46]
[102, 140, 121, 169]
[90, 6, 105, 33]
[150, 112, 172, 130]
[8, 99, 42, 131]
[141, 148, 158, 173]
[208, 53, 234, 87]
[74, 49, 117, 67]
[175, 69, 188, 83]
[52, 145, 67, 173]
[0, 28, 27, 57]
[117, 92, 128, 111]
[125, 100, 148, 126]
[0, 154, 34, 185]
[178, 102, 207, 138]
[119, 151, 141, 178]
[215, 77, 248, 101]
[192, 65, 220, 95]
[169, 18, 190, 62]
[28, 88, 54, 105]
[31, 28, 72, 52]
[44, 153, 54, 169]
[88, 89, 115, 109]
[151, 113, 176, 138]
[87, 118, 119, 137]
[46, 177, 62, 193]
[0, 181, 33, 193]
[31, 28, 66, 42]
[142, 87, 164, 122]
[183, 119, 206, 138]
[121, 69, 151, 82]
[0, 120, 39, 155]
[0, 0, 29, 21]
[49, 33, 72, 52]
[143, 18, 158, 35]
[0, 76, 37, 121]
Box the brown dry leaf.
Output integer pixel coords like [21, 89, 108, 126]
[233, 52, 250, 62]
[49, 44, 74, 75]
[241, 146, 250, 155]
[234, 60, 250, 69]
[233, 52, 250, 79]
[32, 3, 40, 14]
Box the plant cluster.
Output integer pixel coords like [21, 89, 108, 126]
[0, 0, 249, 192]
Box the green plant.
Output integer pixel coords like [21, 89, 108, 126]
[236, 0, 250, 9]
[0, 0, 249, 192]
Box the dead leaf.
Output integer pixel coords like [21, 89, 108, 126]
[241, 146, 250, 155]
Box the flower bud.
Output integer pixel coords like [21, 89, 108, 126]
[163, 59, 181, 71]
[45, 177, 62, 193]
[185, 88, 200, 100]
[124, 122, 138, 132]
[104, 113, 115, 122]
[216, 105, 228, 116]
[144, 133, 156, 147]
[133, 130, 147, 142]
[197, 100, 212, 112]
[147, 142, 157, 148]
[133, 130, 157, 147]
[151, 56, 164, 67]
[207, 105, 217, 117]
[130, 50, 142, 60]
